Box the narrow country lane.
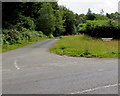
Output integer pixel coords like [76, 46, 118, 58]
[2, 39, 118, 94]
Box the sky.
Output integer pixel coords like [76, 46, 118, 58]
[58, 0, 119, 14]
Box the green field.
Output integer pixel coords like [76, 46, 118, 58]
[1, 37, 47, 53]
[50, 35, 119, 58]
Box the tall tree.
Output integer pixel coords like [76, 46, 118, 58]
[79, 14, 86, 23]
[86, 8, 95, 20]
[2, 2, 24, 29]
[54, 10, 65, 36]
[100, 9, 104, 15]
[87, 8, 92, 14]
[36, 3, 56, 36]
[63, 10, 77, 35]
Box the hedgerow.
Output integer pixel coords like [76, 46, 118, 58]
[1, 29, 46, 45]
[77, 20, 120, 39]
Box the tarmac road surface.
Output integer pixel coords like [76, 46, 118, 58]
[1, 39, 118, 94]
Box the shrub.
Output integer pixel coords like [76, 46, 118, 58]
[48, 34, 54, 38]
[77, 23, 86, 34]
[77, 20, 120, 39]
[2, 29, 46, 45]
[0, 34, 3, 45]
[37, 31, 44, 37]
[2, 29, 22, 44]
[14, 15, 36, 31]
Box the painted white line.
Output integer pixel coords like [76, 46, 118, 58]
[14, 60, 20, 70]
[70, 83, 120, 94]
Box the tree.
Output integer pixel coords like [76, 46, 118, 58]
[58, 5, 68, 10]
[54, 10, 65, 36]
[106, 13, 110, 18]
[2, 2, 24, 29]
[36, 3, 56, 36]
[94, 13, 109, 20]
[86, 8, 95, 20]
[63, 10, 77, 35]
[79, 14, 86, 23]
[106, 12, 120, 20]
[87, 8, 92, 14]
[75, 13, 83, 26]
[100, 9, 104, 15]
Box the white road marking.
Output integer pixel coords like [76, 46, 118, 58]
[70, 83, 120, 94]
[14, 60, 20, 70]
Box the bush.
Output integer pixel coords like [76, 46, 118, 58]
[77, 20, 120, 39]
[2, 29, 46, 45]
[13, 15, 36, 31]
[77, 23, 86, 34]
[37, 31, 44, 37]
[0, 34, 3, 45]
[48, 34, 54, 38]
[2, 29, 22, 44]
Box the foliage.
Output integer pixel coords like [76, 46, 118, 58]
[79, 14, 87, 23]
[14, 15, 36, 31]
[94, 14, 109, 20]
[2, 2, 22, 29]
[2, 29, 21, 44]
[77, 20, 120, 39]
[77, 23, 86, 33]
[2, 37, 47, 53]
[2, 2, 120, 50]
[86, 8, 109, 20]
[86, 8, 96, 20]
[106, 12, 120, 20]
[2, 29, 46, 45]
[53, 10, 65, 36]
[48, 34, 54, 38]
[36, 3, 56, 36]
[63, 10, 77, 35]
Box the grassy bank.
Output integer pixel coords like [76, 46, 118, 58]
[50, 35, 119, 58]
[1, 37, 47, 53]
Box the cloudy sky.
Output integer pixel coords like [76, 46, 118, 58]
[58, 0, 119, 14]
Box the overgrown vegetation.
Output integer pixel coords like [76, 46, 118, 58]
[1, 2, 120, 54]
[0, 29, 48, 52]
[50, 35, 119, 58]
[1, 29, 46, 45]
[2, 2, 78, 52]
[2, 2, 77, 38]
[1, 37, 47, 53]
[77, 20, 120, 39]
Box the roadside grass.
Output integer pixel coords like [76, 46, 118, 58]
[50, 35, 119, 58]
[1, 37, 48, 53]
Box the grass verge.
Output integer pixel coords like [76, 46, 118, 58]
[1, 37, 48, 53]
[50, 35, 119, 58]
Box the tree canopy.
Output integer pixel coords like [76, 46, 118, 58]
[2, 2, 119, 40]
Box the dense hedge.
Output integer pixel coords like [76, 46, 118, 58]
[77, 20, 120, 39]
